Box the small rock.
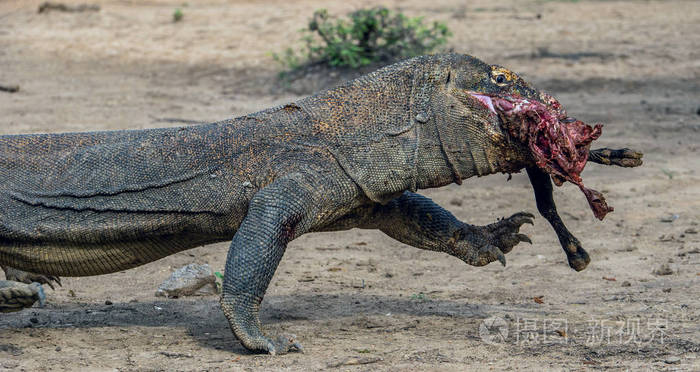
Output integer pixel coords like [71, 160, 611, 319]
[684, 228, 698, 234]
[55, 346, 61, 352]
[664, 356, 681, 364]
[621, 281, 631, 287]
[660, 214, 679, 223]
[0, 84, 19, 93]
[449, 198, 462, 206]
[104, 300, 113, 305]
[155, 263, 217, 298]
[653, 264, 674, 276]
[662, 288, 672, 293]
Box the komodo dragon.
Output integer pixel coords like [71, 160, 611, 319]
[0, 53, 642, 354]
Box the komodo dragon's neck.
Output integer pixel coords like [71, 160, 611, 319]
[412, 109, 531, 191]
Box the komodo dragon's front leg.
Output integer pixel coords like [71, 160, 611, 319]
[364, 192, 534, 266]
[220, 172, 340, 355]
[221, 178, 533, 354]
[326, 192, 534, 267]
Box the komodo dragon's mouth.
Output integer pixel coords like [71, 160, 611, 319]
[468, 92, 613, 220]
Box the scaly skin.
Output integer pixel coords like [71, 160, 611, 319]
[0, 54, 642, 354]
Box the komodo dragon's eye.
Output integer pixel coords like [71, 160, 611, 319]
[490, 66, 516, 87]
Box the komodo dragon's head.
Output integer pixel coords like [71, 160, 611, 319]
[431, 55, 609, 219]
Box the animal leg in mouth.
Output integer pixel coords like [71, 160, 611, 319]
[526, 166, 590, 271]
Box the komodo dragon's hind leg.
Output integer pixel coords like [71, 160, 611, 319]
[2, 266, 61, 290]
[0, 266, 54, 312]
[0, 280, 45, 313]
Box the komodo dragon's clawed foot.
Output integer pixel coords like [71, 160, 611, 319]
[0, 280, 46, 313]
[452, 212, 534, 267]
[220, 295, 304, 355]
[2, 266, 61, 290]
[588, 148, 643, 168]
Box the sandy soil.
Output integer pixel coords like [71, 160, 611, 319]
[1, 0, 699, 370]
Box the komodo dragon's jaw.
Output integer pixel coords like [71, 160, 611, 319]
[446, 64, 642, 271]
[466, 89, 610, 220]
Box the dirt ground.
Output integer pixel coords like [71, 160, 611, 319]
[1, 0, 699, 370]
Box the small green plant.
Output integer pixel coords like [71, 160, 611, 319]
[214, 271, 224, 293]
[173, 8, 183, 22]
[274, 7, 451, 69]
[410, 292, 429, 301]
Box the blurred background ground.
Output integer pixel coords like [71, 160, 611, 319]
[0, 0, 699, 370]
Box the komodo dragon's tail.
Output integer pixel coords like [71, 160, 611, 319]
[0, 124, 241, 276]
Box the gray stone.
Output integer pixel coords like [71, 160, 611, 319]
[155, 263, 217, 298]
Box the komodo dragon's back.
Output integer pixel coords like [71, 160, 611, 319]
[0, 123, 252, 276]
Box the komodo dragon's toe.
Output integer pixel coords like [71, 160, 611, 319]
[449, 212, 535, 267]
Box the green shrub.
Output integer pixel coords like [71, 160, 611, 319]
[173, 8, 183, 22]
[274, 7, 451, 69]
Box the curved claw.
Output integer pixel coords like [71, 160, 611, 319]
[496, 233, 531, 254]
[37, 276, 61, 290]
[515, 233, 532, 245]
[494, 248, 507, 267]
[505, 212, 535, 227]
[488, 212, 535, 234]
[478, 244, 506, 266]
